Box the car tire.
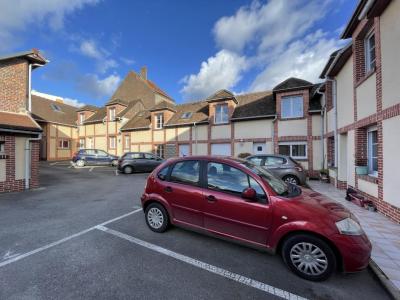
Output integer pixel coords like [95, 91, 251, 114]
[283, 175, 299, 185]
[145, 203, 169, 233]
[282, 234, 336, 281]
[76, 159, 85, 167]
[111, 160, 118, 167]
[123, 165, 134, 174]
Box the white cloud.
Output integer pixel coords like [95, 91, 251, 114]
[79, 39, 104, 60]
[120, 57, 135, 65]
[76, 73, 121, 99]
[77, 39, 119, 73]
[180, 50, 247, 100]
[0, 0, 100, 51]
[63, 97, 85, 107]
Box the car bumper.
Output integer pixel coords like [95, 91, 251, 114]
[330, 233, 372, 272]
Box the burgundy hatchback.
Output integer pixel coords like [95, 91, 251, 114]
[141, 156, 371, 281]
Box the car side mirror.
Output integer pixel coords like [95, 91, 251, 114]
[158, 173, 166, 181]
[242, 188, 256, 201]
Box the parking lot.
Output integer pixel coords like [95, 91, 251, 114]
[0, 162, 390, 299]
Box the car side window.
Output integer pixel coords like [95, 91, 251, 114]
[170, 160, 200, 186]
[265, 156, 285, 166]
[144, 153, 155, 159]
[157, 166, 169, 181]
[86, 150, 96, 155]
[97, 150, 108, 157]
[248, 157, 264, 166]
[131, 153, 144, 159]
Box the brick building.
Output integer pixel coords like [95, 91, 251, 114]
[0, 50, 47, 192]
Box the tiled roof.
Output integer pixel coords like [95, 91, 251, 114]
[149, 101, 176, 112]
[146, 79, 173, 100]
[0, 111, 42, 132]
[273, 77, 313, 92]
[165, 101, 209, 126]
[206, 89, 236, 103]
[31, 95, 77, 126]
[106, 98, 129, 106]
[0, 49, 47, 67]
[232, 91, 275, 120]
[77, 105, 98, 112]
[117, 99, 144, 118]
[83, 107, 107, 124]
[120, 111, 151, 131]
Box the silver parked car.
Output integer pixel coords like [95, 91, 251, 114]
[246, 154, 307, 185]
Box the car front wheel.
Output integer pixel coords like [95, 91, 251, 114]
[76, 160, 85, 167]
[283, 175, 299, 185]
[111, 160, 118, 167]
[282, 234, 336, 281]
[145, 203, 169, 233]
[123, 165, 134, 174]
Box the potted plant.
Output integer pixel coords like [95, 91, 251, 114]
[319, 169, 330, 183]
[238, 152, 252, 159]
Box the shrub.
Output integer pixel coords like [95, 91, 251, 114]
[238, 152, 252, 159]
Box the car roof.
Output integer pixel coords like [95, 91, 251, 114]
[248, 154, 290, 159]
[167, 155, 247, 164]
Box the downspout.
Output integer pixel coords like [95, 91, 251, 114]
[315, 85, 326, 169]
[25, 133, 42, 189]
[193, 122, 197, 155]
[271, 115, 278, 154]
[28, 64, 32, 112]
[326, 77, 338, 182]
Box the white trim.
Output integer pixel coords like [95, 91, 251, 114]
[367, 126, 378, 177]
[214, 103, 229, 124]
[278, 141, 307, 160]
[364, 29, 376, 73]
[155, 113, 163, 129]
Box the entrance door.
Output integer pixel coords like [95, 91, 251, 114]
[211, 143, 231, 156]
[178, 144, 190, 157]
[253, 143, 266, 154]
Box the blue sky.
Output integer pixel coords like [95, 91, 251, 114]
[0, 0, 356, 107]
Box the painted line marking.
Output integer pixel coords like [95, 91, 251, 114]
[95, 225, 308, 300]
[115, 170, 119, 176]
[0, 209, 142, 268]
[68, 165, 73, 169]
[89, 167, 94, 172]
[49, 162, 58, 166]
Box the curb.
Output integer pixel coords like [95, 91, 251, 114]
[370, 260, 400, 300]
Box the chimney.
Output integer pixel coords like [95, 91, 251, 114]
[140, 66, 147, 80]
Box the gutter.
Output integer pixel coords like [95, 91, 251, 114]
[358, 0, 375, 20]
[230, 114, 276, 121]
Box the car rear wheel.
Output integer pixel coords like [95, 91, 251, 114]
[283, 175, 299, 185]
[123, 165, 134, 174]
[76, 160, 85, 167]
[111, 160, 118, 167]
[145, 203, 169, 233]
[282, 234, 336, 281]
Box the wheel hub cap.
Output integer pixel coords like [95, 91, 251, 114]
[147, 208, 164, 229]
[290, 242, 328, 276]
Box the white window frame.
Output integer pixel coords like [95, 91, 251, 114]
[281, 95, 304, 119]
[365, 30, 376, 73]
[109, 107, 116, 121]
[79, 112, 85, 125]
[155, 113, 163, 129]
[58, 139, 70, 149]
[109, 136, 116, 149]
[367, 126, 378, 177]
[79, 138, 85, 149]
[124, 134, 130, 149]
[278, 141, 307, 160]
[0, 141, 5, 153]
[214, 103, 229, 124]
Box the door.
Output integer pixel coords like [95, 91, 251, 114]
[83, 149, 97, 165]
[211, 143, 231, 156]
[203, 162, 272, 246]
[161, 160, 204, 227]
[253, 143, 266, 154]
[96, 150, 111, 165]
[178, 144, 190, 157]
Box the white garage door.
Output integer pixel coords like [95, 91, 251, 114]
[211, 143, 231, 156]
[178, 144, 190, 157]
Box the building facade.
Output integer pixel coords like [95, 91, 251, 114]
[321, 0, 400, 222]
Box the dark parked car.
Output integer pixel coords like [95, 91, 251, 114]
[72, 149, 118, 167]
[141, 156, 371, 281]
[246, 154, 307, 185]
[118, 152, 164, 174]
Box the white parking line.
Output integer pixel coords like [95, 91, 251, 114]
[89, 167, 94, 172]
[49, 162, 58, 166]
[0, 209, 142, 268]
[115, 170, 119, 176]
[95, 225, 308, 300]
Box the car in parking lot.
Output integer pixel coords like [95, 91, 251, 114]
[72, 149, 119, 167]
[246, 154, 307, 185]
[118, 152, 164, 174]
[141, 156, 371, 281]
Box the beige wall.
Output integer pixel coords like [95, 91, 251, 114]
[165, 128, 176, 142]
[57, 125, 72, 138]
[177, 127, 190, 141]
[337, 133, 348, 181]
[194, 125, 207, 141]
[312, 115, 322, 137]
[381, 0, 400, 109]
[0, 160, 5, 182]
[279, 119, 307, 136]
[346, 130, 355, 187]
[326, 110, 334, 133]
[57, 149, 70, 158]
[153, 130, 164, 142]
[312, 140, 323, 171]
[234, 142, 253, 156]
[107, 121, 117, 134]
[358, 178, 378, 198]
[234, 120, 272, 139]
[85, 124, 94, 136]
[133, 130, 151, 143]
[193, 143, 207, 155]
[50, 139, 56, 158]
[336, 55, 354, 129]
[15, 137, 26, 180]
[356, 73, 376, 120]
[95, 123, 107, 135]
[383, 115, 400, 207]
[140, 144, 152, 152]
[96, 137, 107, 150]
[211, 125, 230, 139]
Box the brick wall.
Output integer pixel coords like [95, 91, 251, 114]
[0, 58, 28, 113]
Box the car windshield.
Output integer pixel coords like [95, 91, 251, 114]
[241, 161, 288, 196]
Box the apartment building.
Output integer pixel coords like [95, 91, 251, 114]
[0, 50, 47, 192]
[321, 0, 400, 222]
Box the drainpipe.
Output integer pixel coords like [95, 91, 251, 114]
[326, 77, 338, 182]
[25, 133, 42, 189]
[28, 64, 32, 112]
[271, 115, 278, 154]
[193, 122, 197, 155]
[315, 85, 326, 169]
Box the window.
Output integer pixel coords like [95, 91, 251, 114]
[207, 162, 266, 200]
[51, 103, 62, 112]
[79, 138, 85, 149]
[368, 127, 378, 176]
[155, 144, 164, 158]
[170, 160, 200, 186]
[124, 134, 130, 149]
[265, 156, 286, 166]
[96, 150, 108, 157]
[214, 104, 229, 124]
[155, 113, 163, 129]
[109, 107, 116, 121]
[144, 153, 156, 159]
[181, 112, 192, 119]
[79, 112, 85, 125]
[157, 166, 169, 180]
[279, 142, 307, 159]
[248, 156, 264, 166]
[0, 141, 5, 153]
[365, 31, 376, 73]
[58, 139, 70, 149]
[109, 136, 116, 149]
[281, 96, 303, 119]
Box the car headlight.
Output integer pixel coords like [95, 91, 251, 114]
[335, 218, 364, 235]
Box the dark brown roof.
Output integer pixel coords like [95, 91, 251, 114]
[83, 107, 107, 124]
[232, 91, 275, 120]
[77, 105, 98, 112]
[117, 99, 144, 118]
[146, 79, 173, 100]
[106, 98, 129, 106]
[273, 77, 313, 92]
[165, 101, 209, 126]
[0, 111, 42, 132]
[206, 89, 236, 103]
[31, 95, 77, 126]
[120, 111, 151, 131]
[320, 44, 352, 79]
[0, 49, 47, 67]
[149, 101, 176, 112]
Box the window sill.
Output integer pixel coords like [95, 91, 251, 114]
[280, 117, 305, 121]
[355, 68, 375, 88]
[213, 122, 230, 126]
[357, 174, 378, 184]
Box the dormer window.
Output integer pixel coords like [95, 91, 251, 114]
[155, 113, 163, 129]
[281, 95, 303, 119]
[79, 112, 85, 125]
[215, 104, 228, 124]
[181, 112, 192, 119]
[109, 107, 116, 121]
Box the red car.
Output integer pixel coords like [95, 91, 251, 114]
[141, 156, 371, 281]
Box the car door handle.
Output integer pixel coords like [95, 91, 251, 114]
[206, 195, 217, 203]
[164, 186, 173, 193]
